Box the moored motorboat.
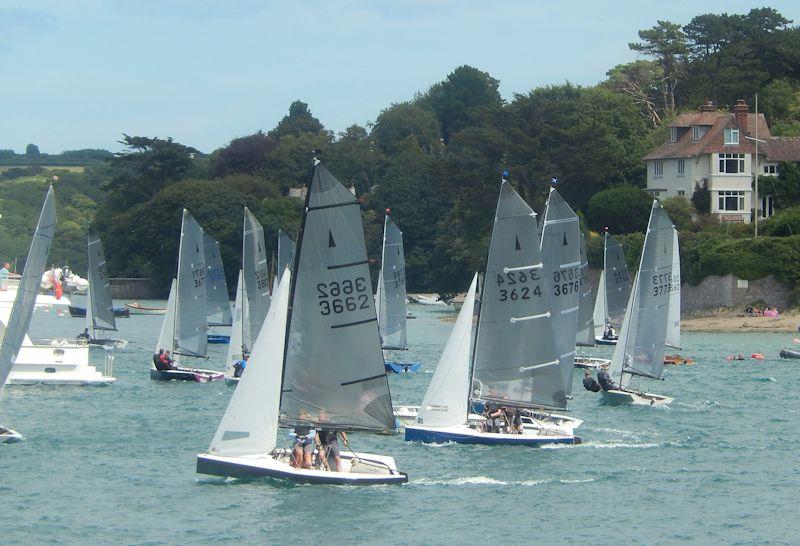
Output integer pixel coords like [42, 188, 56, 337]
[574, 355, 611, 370]
[125, 302, 166, 315]
[779, 348, 799, 359]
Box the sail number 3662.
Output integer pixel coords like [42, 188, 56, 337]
[317, 277, 370, 315]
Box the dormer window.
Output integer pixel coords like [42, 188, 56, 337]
[724, 127, 739, 145]
[669, 127, 677, 143]
[692, 126, 700, 141]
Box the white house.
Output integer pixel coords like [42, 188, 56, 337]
[644, 99, 800, 223]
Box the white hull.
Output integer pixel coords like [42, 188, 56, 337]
[0, 427, 23, 443]
[125, 303, 166, 315]
[574, 356, 611, 370]
[394, 405, 582, 436]
[601, 389, 673, 406]
[197, 448, 407, 485]
[595, 336, 617, 346]
[412, 295, 451, 306]
[6, 341, 114, 385]
[405, 423, 580, 446]
[224, 374, 240, 386]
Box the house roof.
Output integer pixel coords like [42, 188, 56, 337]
[644, 111, 770, 161]
[765, 137, 800, 162]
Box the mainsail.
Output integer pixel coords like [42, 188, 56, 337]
[604, 232, 632, 330]
[86, 234, 116, 333]
[539, 188, 581, 396]
[377, 213, 407, 350]
[575, 231, 596, 346]
[665, 229, 681, 349]
[243, 208, 270, 343]
[210, 271, 291, 457]
[609, 201, 675, 386]
[225, 271, 252, 368]
[203, 233, 232, 327]
[416, 274, 477, 428]
[155, 279, 177, 354]
[471, 181, 566, 411]
[280, 163, 395, 432]
[175, 210, 207, 358]
[0, 186, 56, 389]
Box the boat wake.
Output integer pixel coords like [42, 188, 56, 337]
[543, 440, 662, 450]
[414, 476, 596, 486]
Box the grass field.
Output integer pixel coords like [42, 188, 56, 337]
[0, 165, 86, 173]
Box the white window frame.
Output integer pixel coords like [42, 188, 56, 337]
[692, 126, 700, 141]
[717, 190, 746, 212]
[654, 160, 663, 177]
[677, 159, 685, 176]
[670, 127, 677, 143]
[718, 153, 745, 174]
[724, 127, 739, 145]
[677, 190, 685, 196]
[763, 164, 778, 175]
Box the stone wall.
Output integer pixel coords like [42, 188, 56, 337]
[109, 278, 161, 299]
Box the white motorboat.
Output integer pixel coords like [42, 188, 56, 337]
[198, 161, 407, 485]
[406, 180, 581, 446]
[595, 200, 676, 405]
[1, 187, 57, 440]
[592, 231, 632, 346]
[5, 336, 112, 385]
[125, 302, 166, 315]
[574, 355, 611, 370]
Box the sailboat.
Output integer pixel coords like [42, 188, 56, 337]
[197, 162, 407, 484]
[592, 230, 632, 345]
[243, 208, 271, 345]
[376, 212, 420, 374]
[599, 201, 675, 406]
[151, 210, 223, 382]
[84, 234, 128, 349]
[1, 186, 56, 443]
[223, 271, 250, 385]
[405, 179, 581, 446]
[663, 230, 692, 365]
[204, 233, 232, 344]
[574, 231, 611, 370]
[539, 187, 581, 397]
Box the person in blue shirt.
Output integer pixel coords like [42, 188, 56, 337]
[233, 353, 249, 378]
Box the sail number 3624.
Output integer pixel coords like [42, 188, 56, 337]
[496, 271, 542, 301]
[317, 277, 370, 315]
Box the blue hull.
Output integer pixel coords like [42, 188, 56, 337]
[207, 334, 230, 344]
[404, 427, 580, 446]
[385, 361, 422, 373]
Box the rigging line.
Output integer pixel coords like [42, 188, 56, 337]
[327, 260, 368, 270]
[330, 317, 377, 329]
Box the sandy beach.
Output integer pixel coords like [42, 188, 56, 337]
[682, 310, 800, 333]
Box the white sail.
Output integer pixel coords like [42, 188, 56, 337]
[203, 233, 232, 327]
[539, 188, 581, 396]
[0, 186, 56, 390]
[592, 269, 607, 339]
[604, 232, 632, 329]
[377, 214, 407, 350]
[609, 201, 675, 387]
[209, 271, 291, 456]
[225, 271, 251, 370]
[175, 210, 207, 358]
[417, 274, 477, 428]
[243, 208, 271, 343]
[576, 231, 595, 346]
[665, 229, 681, 349]
[155, 279, 177, 354]
[87, 234, 116, 333]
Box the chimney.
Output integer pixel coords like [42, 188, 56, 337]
[733, 99, 749, 134]
[698, 99, 716, 112]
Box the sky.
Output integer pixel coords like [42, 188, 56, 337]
[1, 1, 799, 154]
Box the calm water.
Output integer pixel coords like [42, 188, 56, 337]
[2, 298, 799, 545]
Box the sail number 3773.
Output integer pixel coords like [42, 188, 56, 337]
[317, 277, 371, 315]
[652, 273, 674, 296]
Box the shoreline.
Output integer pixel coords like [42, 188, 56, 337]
[681, 310, 800, 333]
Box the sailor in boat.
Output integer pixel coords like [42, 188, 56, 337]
[482, 404, 504, 433]
[582, 369, 601, 392]
[597, 368, 619, 392]
[316, 429, 348, 472]
[602, 322, 617, 341]
[77, 328, 91, 341]
[154, 349, 177, 371]
[504, 407, 523, 434]
[232, 353, 249, 378]
[291, 425, 315, 469]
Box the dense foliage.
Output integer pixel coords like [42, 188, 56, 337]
[2, 6, 800, 302]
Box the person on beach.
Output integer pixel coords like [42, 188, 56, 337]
[583, 369, 601, 392]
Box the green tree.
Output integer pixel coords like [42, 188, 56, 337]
[660, 196, 695, 231]
[25, 143, 40, 156]
[604, 60, 663, 126]
[210, 131, 276, 177]
[587, 186, 653, 234]
[268, 100, 326, 141]
[371, 102, 442, 155]
[629, 21, 687, 114]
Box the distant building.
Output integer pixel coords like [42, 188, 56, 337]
[288, 186, 307, 199]
[644, 99, 800, 223]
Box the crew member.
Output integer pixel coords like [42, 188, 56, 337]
[317, 429, 348, 472]
[597, 368, 617, 391]
[77, 328, 91, 341]
[292, 426, 314, 469]
[583, 369, 601, 392]
[233, 353, 249, 378]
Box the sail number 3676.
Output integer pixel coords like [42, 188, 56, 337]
[317, 277, 370, 315]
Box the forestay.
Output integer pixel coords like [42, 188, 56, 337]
[175, 210, 207, 358]
[87, 234, 116, 332]
[155, 279, 177, 354]
[417, 274, 477, 427]
[225, 271, 251, 366]
[281, 163, 395, 432]
[377, 214, 407, 350]
[203, 233, 232, 327]
[0, 186, 56, 389]
[243, 208, 270, 343]
[472, 181, 566, 411]
[540, 188, 581, 396]
[665, 229, 681, 349]
[609, 201, 674, 386]
[575, 231, 595, 346]
[210, 271, 291, 456]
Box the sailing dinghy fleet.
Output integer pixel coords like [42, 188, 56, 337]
[4, 164, 694, 487]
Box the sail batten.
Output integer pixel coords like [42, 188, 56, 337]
[471, 181, 566, 410]
[280, 163, 395, 432]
